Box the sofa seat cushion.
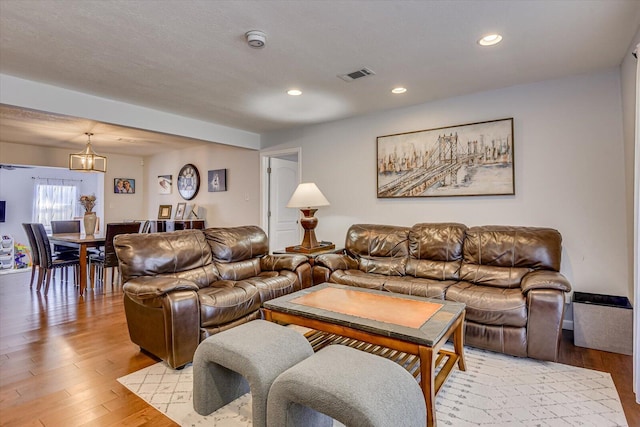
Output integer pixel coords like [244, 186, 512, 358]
[406, 259, 461, 282]
[459, 264, 532, 289]
[330, 269, 387, 290]
[446, 282, 527, 327]
[199, 281, 261, 327]
[215, 258, 262, 281]
[244, 271, 298, 302]
[382, 277, 456, 300]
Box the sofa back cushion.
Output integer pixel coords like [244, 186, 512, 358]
[461, 226, 562, 288]
[345, 224, 409, 276]
[204, 226, 269, 280]
[407, 223, 466, 280]
[115, 229, 216, 288]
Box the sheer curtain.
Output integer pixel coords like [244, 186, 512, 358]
[32, 178, 81, 230]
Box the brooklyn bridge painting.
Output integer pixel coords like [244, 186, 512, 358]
[377, 118, 514, 198]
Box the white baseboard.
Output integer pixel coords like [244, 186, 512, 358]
[563, 320, 574, 330]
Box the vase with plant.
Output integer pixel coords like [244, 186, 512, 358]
[79, 194, 97, 234]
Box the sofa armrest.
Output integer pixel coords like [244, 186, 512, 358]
[314, 253, 359, 271]
[123, 276, 199, 299]
[260, 254, 309, 271]
[521, 270, 571, 294]
[526, 288, 566, 361]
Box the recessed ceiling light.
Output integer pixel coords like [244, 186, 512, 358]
[287, 89, 302, 96]
[391, 87, 407, 94]
[478, 34, 502, 46]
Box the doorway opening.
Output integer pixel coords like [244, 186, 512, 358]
[259, 148, 301, 253]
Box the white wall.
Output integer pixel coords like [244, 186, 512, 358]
[1, 137, 264, 233]
[0, 141, 145, 224]
[263, 69, 629, 298]
[0, 166, 100, 251]
[146, 143, 260, 227]
[622, 26, 640, 300]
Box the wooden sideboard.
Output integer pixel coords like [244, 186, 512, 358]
[148, 220, 205, 233]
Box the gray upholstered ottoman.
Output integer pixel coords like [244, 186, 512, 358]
[192, 319, 314, 427]
[267, 344, 427, 427]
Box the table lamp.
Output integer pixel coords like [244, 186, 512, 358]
[285, 182, 335, 253]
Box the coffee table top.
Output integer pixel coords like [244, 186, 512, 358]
[264, 283, 465, 346]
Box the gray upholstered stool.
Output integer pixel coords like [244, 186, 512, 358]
[192, 319, 314, 427]
[267, 344, 427, 427]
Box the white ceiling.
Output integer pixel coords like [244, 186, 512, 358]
[0, 0, 639, 156]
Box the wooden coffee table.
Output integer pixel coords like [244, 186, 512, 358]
[263, 283, 466, 427]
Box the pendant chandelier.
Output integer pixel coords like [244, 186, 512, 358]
[69, 132, 107, 173]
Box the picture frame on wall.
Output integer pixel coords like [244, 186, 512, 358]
[208, 169, 227, 192]
[177, 164, 200, 200]
[175, 202, 186, 220]
[114, 178, 135, 194]
[158, 205, 172, 219]
[376, 118, 514, 198]
[158, 175, 172, 194]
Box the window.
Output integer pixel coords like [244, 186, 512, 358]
[32, 179, 80, 231]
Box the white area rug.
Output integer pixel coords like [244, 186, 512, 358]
[118, 345, 628, 427]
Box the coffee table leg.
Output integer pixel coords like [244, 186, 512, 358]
[419, 345, 436, 427]
[454, 312, 466, 371]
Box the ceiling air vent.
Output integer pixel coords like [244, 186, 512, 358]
[337, 67, 376, 82]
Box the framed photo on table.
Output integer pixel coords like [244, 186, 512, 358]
[175, 202, 186, 220]
[158, 205, 172, 219]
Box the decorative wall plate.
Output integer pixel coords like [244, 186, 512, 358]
[177, 164, 200, 200]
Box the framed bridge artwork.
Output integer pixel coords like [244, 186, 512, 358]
[377, 118, 514, 198]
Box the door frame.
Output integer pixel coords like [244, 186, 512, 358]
[259, 147, 302, 242]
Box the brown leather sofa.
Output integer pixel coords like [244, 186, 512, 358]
[114, 226, 312, 368]
[313, 223, 572, 361]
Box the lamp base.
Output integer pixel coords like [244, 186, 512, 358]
[285, 241, 335, 254]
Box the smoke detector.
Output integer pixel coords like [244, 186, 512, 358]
[245, 30, 266, 49]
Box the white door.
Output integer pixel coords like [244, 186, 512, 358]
[268, 157, 299, 251]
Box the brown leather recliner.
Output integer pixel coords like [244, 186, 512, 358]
[313, 223, 571, 361]
[115, 226, 312, 368]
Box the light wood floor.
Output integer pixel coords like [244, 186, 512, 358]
[0, 269, 638, 426]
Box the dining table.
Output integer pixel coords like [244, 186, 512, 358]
[49, 232, 106, 295]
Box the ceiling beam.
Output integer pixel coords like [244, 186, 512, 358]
[0, 74, 261, 150]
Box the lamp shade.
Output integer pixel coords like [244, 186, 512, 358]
[286, 183, 330, 208]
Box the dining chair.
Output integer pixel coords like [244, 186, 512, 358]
[89, 222, 141, 288]
[31, 223, 80, 293]
[22, 223, 42, 289]
[50, 220, 81, 259]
